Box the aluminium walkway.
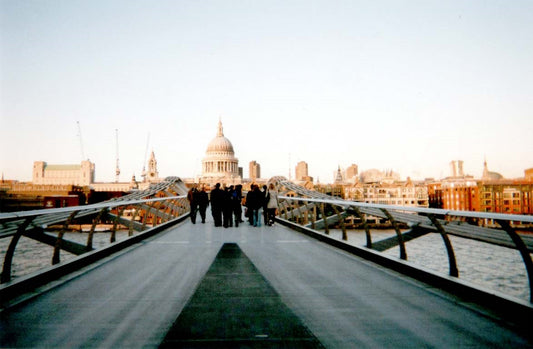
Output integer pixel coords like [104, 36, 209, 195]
[1, 218, 531, 348]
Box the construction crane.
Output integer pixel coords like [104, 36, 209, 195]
[115, 129, 120, 183]
[77, 121, 86, 161]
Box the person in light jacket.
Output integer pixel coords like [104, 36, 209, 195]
[265, 183, 279, 226]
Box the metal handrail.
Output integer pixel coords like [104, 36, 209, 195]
[0, 196, 185, 222]
[277, 194, 533, 302]
[278, 195, 533, 223]
[1, 195, 189, 283]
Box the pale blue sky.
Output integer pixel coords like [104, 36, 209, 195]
[1, 0, 532, 183]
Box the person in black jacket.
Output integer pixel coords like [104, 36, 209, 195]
[233, 184, 243, 227]
[210, 183, 224, 227]
[262, 185, 268, 226]
[187, 187, 198, 224]
[246, 184, 264, 227]
[196, 186, 209, 224]
[223, 186, 234, 228]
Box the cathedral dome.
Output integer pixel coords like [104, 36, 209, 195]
[201, 120, 240, 184]
[206, 121, 234, 154]
[206, 135, 234, 153]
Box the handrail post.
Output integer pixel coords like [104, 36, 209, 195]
[1, 217, 35, 283]
[111, 207, 125, 243]
[282, 201, 290, 220]
[428, 214, 459, 277]
[380, 208, 407, 260]
[130, 206, 141, 236]
[332, 205, 347, 241]
[311, 204, 316, 230]
[303, 201, 309, 225]
[321, 203, 329, 235]
[141, 203, 153, 230]
[88, 208, 108, 251]
[352, 207, 372, 248]
[53, 211, 79, 265]
[152, 201, 162, 227]
[297, 201, 305, 225]
[496, 219, 533, 303]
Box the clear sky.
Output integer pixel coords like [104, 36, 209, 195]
[1, 0, 532, 183]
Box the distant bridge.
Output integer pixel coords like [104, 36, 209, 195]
[1, 177, 532, 347]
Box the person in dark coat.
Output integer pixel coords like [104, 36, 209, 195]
[262, 185, 268, 226]
[245, 185, 255, 225]
[246, 184, 264, 227]
[223, 186, 234, 228]
[210, 183, 224, 227]
[233, 184, 243, 227]
[197, 186, 209, 224]
[187, 187, 198, 224]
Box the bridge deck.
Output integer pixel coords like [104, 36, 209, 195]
[1, 218, 531, 348]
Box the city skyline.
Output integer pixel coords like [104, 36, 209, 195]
[2, 1, 532, 183]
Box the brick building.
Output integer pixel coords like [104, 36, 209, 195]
[478, 180, 533, 215]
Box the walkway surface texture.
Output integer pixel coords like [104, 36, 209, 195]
[1, 218, 532, 348]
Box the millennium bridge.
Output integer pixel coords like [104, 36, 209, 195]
[1, 177, 532, 347]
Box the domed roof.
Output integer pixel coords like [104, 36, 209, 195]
[206, 120, 234, 153]
[482, 160, 503, 180]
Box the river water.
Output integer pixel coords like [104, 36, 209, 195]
[0, 231, 132, 281]
[327, 229, 529, 301]
[0, 228, 529, 302]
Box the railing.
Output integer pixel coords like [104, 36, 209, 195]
[0, 177, 191, 284]
[276, 194, 533, 302]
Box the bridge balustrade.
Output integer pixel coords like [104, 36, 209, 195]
[270, 177, 533, 302]
[0, 177, 190, 284]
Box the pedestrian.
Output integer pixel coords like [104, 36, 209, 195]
[246, 184, 264, 227]
[265, 183, 279, 226]
[197, 186, 209, 223]
[210, 183, 224, 227]
[187, 186, 198, 224]
[262, 185, 268, 226]
[233, 184, 243, 227]
[245, 185, 253, 225]
[245, 185, 256, 226]
[223, 186, 234, 228]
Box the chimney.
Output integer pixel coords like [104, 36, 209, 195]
[458, 160, 464, 177]
[450, 161, 457, 177]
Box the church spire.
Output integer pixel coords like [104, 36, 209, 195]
[482, 157, 490, 179]
[217, 118, 224, 137]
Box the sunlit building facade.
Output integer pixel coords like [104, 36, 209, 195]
[32, 160, 95, 186]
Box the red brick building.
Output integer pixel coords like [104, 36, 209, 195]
[478, 180, 533, 215]
[440, 179, 480, 212]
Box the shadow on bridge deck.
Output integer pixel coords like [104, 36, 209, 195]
[1, 218, 532, 348]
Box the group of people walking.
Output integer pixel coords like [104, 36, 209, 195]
[186, 186, 209, 224]
[187, 182, 279, 228]
[244, 183, 279, 227]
